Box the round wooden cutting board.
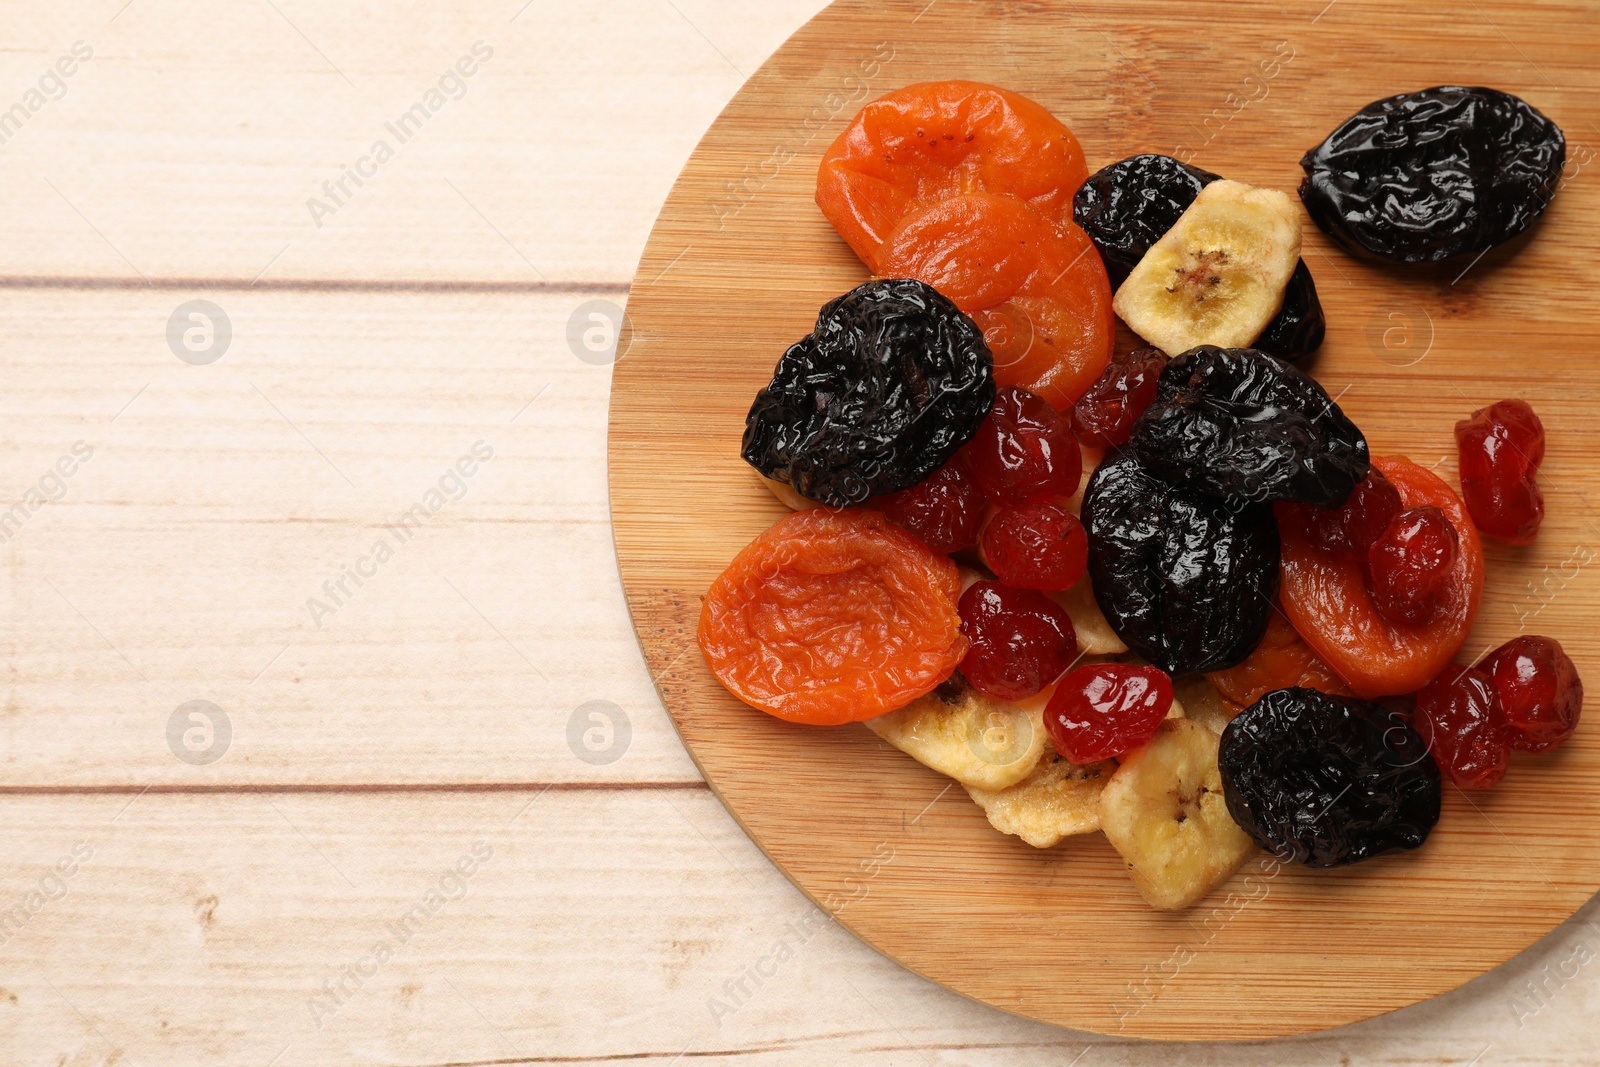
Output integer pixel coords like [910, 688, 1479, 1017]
[608, 0, 1600, 1040]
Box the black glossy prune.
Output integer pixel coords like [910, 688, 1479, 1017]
[1133, 346, 1369, 508]
[1219, 688, 1442, 867]
[1300, 86, 1566, 263]
[1073, 154, 1221, 286]
[1253, 260, 1325, 366]
[1073, 154, 1325, 361]
[742, 278, 994, 508]
[1081, 449, 1279, 674]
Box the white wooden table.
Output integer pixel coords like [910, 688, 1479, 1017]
[0, 1, 1595, 1063]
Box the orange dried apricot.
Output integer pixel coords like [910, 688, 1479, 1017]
[817, 80, 1089, 267]
[876, 192, 1115, 409]
[1277, 456, 1485, 699]
[1205, 610, 1354, 714]
[698, 508, 966, 725]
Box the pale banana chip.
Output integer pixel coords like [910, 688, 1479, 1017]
[757, 472, 822, 511]
[965, 740, 1114, 847]
[1099, 717, 1255, 910]
[1113, 179, 1302, 358]
[864, 673, 1049, 791]
[1049, 577, 1127, 656]
[1173, 674, 1236, 737]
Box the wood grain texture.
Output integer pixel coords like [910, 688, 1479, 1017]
[0, 0, 824, 285]
[6, 788, 1600, 1067]
[610, 0, 1600, 1040]
[0, 288, 706, 787]
[4, 0, 1600, 1061]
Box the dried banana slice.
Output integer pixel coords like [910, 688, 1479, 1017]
[965, 741, 1114, 847]
[1172, 674, 1235, 737]
[757, 471, 822, 511]
[1048, 576, 1127, 656]
[1112, 180, 1301, 357]
[863, 672, 1049, 791]
[1099, 717, 1255, 910]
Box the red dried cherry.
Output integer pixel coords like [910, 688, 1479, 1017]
[957, 580, 1077, 701]
[1486, 635, 1583, 753]
[875, 454, 985, 553]
[1044, 663, 1173, 762]
[1455, 399, 1545, 545]
[981, 502, 1089, 590]
[1301, 469, 1404, 558]
[1368, 506, 1459, 625]
[962, 386, 1082, 507]
[1413, 666, 1509, 790]
[1068, 347, 1167, 450]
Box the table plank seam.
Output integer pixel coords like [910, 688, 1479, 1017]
[0, 781, 708, 796]
[0, 275, 632, 295]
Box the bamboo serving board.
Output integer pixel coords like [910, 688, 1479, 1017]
[608, 0, 1600, 1040]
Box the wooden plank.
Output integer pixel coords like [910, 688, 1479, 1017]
[4, 788, 1600, 1066]
[609, 0, 1600, 1041]
[0, 0, 829, 286]
[0, 287, 704, 787]
[0, 0, 1591, 1059]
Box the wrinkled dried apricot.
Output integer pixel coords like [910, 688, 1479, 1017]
[1205, 611, 1353, 713]
[817, 80, 1089, 267]
[876, 192, 1114, 409]
[698, 509, 966, 725]
[1277, 457, 1484, 699]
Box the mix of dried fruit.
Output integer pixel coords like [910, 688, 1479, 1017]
[697, 79, 1580, 912]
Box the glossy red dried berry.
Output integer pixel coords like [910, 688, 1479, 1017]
[1368, 506, 1459, 625]
[1455, 399, 1545, 545]
[957, 580, 1077, 701]
[982, 502, 1089, 590]
[1068, 347, 1168, 450]
[1486, 635, 1583, 753]
[1413, 666, 1510, 790]
[962, 386, 1083, 507]
[1044, 663, 1173, 762]
[1302, 469, 1404, 558]
[875, 454, 986, 553]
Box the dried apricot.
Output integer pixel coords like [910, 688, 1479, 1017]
[876, 192, 1114, 409]
[816, 80, 1089, 267]
[1205, 611, 1353, 714]
[1277, 457, 1485, 699]
[698, 509, 966, 725]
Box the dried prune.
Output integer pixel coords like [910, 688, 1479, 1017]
[1073, 154, 1325, 362]
[1072, 154, 1220, 286]
[742, 278, 994, 508]
[1133, 346, 1369, 508]
[1218, 687, 1442, 867]
[1300, 86, 1566, 263]
[1252, 261, 1326, 365]
[1081, 449, 1280, 674]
